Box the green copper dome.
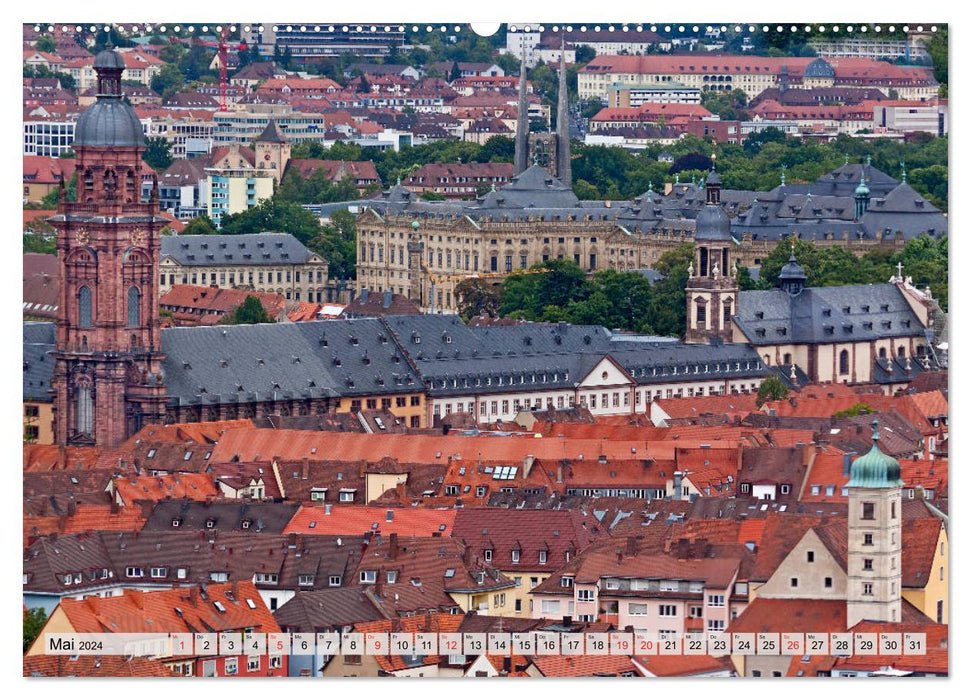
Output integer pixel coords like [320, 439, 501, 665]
[846, 419, 904, 488]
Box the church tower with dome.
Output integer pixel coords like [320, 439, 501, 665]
[684, 169, 739, 344]
[48, 46, 169, 448]
[846, 419, 904, 627]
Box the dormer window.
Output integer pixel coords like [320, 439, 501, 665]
[539, 551, 548, 564]
[484, 549, 493, 562]
[511, 550, 520, 563]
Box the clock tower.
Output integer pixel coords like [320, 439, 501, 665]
[48, 47, 168, 448]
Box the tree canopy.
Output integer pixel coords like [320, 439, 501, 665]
[221, 295, 274, 325]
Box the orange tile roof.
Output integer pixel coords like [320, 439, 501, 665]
[802, 452, 946, 503]
[908, 390, 948, 420]
[634, 654, 735, 677]
[58, 581, 280, 635]
[653, 392, 759, 420]
[23, 444, 100, 472]
[836, 621, 948, 674]
[284, 505, 456, 537]
[901, 518, 946, 588]
[737, 519, 767, 547]
[112, 473, 220, 505]
[120, 420, 254, 452]
[23, 655, 178, 677]
[354, 613, 464, 673]
[61, 505, 147, 534]
[729, 598, 847, 634]
[208, 428, 670, 465]
[530, 654, 639, 677]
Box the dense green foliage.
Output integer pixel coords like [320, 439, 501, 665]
[24, 608, 47, 653]
[23, 231, 56, 255]
[142, 136, 173, 171]
[40, 173, 77, 208]
[23, 64, 75, 90]
[221, 295, 274, 325]
[756, 375, 790, 407]
[219, 198, 321, 245]
[309, 210, 357, 279]
[180, 215, 219, 236]
[276, 170, 362, 205]
[757, 234, 947, 310]
[833, 402, 874, 419]
[455, 278, 502, 321]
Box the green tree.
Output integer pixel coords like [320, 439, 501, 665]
[833, 402, 874, 418]
[39, 172, 77, 208]
[475, 136, 514, 163]
[180, 215, 219, 236]
[455, 278, 502, 321]
[756, 375, 790, 407]
[221, 295, 274, 325]
[35, 34, 56, 53]
[151, 63, 184, 99]
[646, 243, 694, 337]
[142, 137, 173, 171]
[23, 230, 56, 255]
[159, 43, 186, 64]
[449, 61, 462, 82]
[309, 209, 356, 279]
[219, 198, 321, 244]
[24, 607, 47, 654]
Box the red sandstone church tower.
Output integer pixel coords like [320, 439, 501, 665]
[49, 47, 168, 448]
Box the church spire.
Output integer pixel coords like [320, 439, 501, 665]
[556, 35, 572, 187]
[514, 45, 529, 175]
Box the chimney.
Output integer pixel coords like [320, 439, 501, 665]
[188, 587, 198, 606]
[129, 589, 144, 610]
[673, 471, 683, 500]
[626, 537, 638, 557]
[360, 287, 369, 304]
[383, 289, 392, 309]
[556, 464, 563, 484]
[231, 581, 239, 600]
[523, 454, 535, 479]
[301, 457, 309, 480]
[67, 500, 77, 517]
[462, 545, 472, 566]
[389, 532, 399, 560]
[616, 549, 623, 564]
[424, 610, 433, 631]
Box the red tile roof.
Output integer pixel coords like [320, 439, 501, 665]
[23, 445, 101, 472]
[737, 519, 767, 547]
[451, 508, 598, 572]
[112, 473, 220, 505]
[353, 613, 464, 672]
[634, 654, 735, 677]
[284, 506, 456, 537]
[208, 428, 678, 466]
[909, 390, 948, 420]
[24, 655, 178, 677]
[653, 392, 759, 420]
[530, 654, 639, 677]
[729, 598, 847, 634]
[57, 581, 280, 635]
[160, 285, 287, 324]
[60, 505, 147, 535]
[901, 518, 946, 588]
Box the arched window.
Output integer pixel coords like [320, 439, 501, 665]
[75, 376, 93, 435]
[723, 299, 733, 326]
[879, 347, 887, 359]
[127, 286, 141, 327]
[78, 286, 92, 328]
[839, 349, 850, 375]
[696, 302, 707, 327]
[897, 346, 906, 357]
[783, 353, 792, 365]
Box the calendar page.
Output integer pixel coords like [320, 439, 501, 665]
[20, 6, 949, 684]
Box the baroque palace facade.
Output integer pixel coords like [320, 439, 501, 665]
[349, 53, 945, 314]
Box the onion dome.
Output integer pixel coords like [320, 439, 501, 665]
[846, 419, 904, 488]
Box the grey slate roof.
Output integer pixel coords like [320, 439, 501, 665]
[73, 97, 146, 148]
[735, 284, 926, 345]
[160, 318, 421, 405]
[141, 501, 300, 533]
[610, 343, 770, 386]
[23, 322, 55, 402]
[161, 233, 319, 267]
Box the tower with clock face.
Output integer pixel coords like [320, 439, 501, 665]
[47, 47, 168, 448]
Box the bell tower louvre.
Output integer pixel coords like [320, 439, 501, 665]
[48, 46, 168, 448]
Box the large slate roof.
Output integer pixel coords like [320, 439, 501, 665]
[161, 233, 318, 267]
[160, 318, 421, 405]
[23, 322, 55, 402]
[735, 284, 925, 346]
